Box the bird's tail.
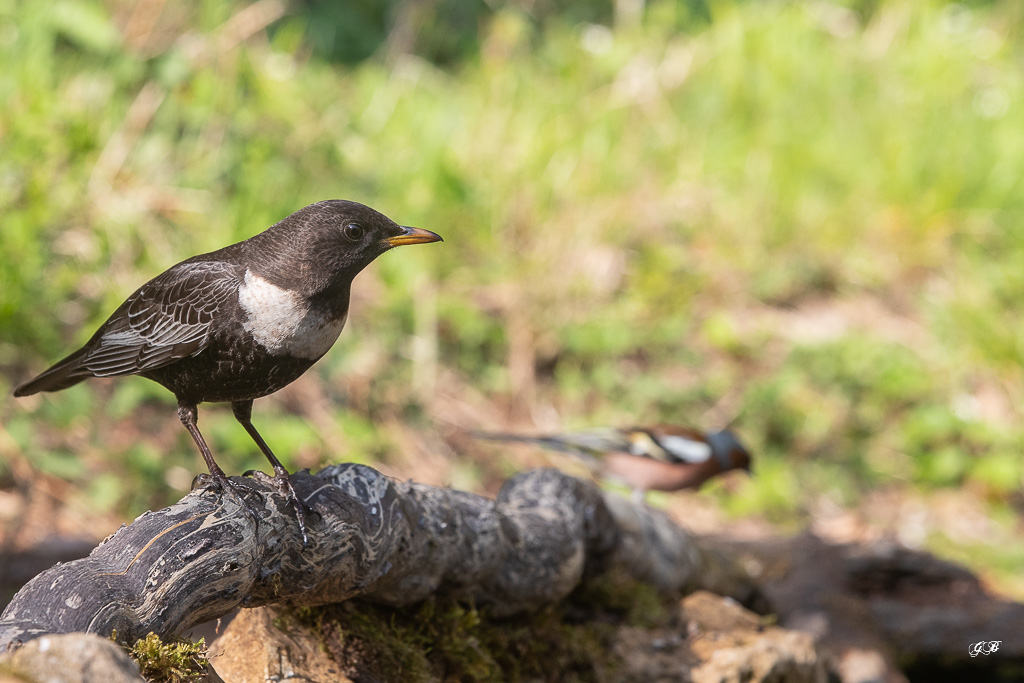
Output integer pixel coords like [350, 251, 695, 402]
[471, 431, 573, 451]
[13, 348, 91, 396]
[470, 429, 628, 459]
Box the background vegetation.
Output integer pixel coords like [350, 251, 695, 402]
[2, 0, 1023, 595]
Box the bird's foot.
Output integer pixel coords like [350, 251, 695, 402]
[250, 469, 310, 546]
[271, 469, 310, 547]
[192, 472, 264, 532]
[205, 469, 309, 545]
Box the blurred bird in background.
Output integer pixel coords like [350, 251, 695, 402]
[473, 425, 752, 501]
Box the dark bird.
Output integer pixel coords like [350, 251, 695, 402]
[474, 425, 751, 499]
[14, 200, 443, 543]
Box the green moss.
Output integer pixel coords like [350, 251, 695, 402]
[279, 576, 678, 682]
[112, 631, 210, 683]
[580, 573, 673, 628]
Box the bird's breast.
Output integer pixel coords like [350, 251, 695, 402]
[237, 270, 347, 361]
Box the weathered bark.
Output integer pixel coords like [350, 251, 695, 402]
[0, 537, 97, 608]
[0, 464, 759, 652]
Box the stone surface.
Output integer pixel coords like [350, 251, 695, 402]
[685, 591, 826, 683]
[0, 633, 142, 683]
[611, 590, 827, 683]
[210, 607, 355, 683]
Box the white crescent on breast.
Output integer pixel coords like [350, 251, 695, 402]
[237, 270, 347, 360]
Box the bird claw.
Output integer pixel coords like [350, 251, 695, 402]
[191, 472, 213, 491]
[272, 470, 310, 547]
[204, 468, 308, 546]
[194, 472, 264, 532]
[223, 480, 264, 528]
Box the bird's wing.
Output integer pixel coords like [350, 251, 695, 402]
[634, 426, 714, 464]
[542, 428, 631, 455]
[80, 261, 242, 376]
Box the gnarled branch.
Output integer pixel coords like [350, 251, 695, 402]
[0, 464, 759, 652]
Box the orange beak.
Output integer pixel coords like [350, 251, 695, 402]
[385, 226, 444, 247]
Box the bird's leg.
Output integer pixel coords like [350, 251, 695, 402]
[178, 401, 228, 480]
[232, 400, 309, 546]
[177, 400, 262, 529]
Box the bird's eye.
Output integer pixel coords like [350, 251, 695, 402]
[343, 223, 364, 241]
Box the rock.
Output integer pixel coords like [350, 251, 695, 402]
[690, 629, 825, 683]
[685, 591, 826, 683]
[209, 608, 355, 683]
[0, 633, 143, 683]
[612, 590, 828, 683]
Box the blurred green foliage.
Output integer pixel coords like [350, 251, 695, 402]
[1, 0, 1023, 586]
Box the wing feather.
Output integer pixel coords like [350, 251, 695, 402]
[80, 261, 241, 377]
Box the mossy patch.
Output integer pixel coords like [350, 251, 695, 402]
[112, 631, 210, 683]
[280, 574, 678, 682]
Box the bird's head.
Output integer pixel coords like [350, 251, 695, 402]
[258, 199, 442, 295]
[707, 429, 753, 474]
